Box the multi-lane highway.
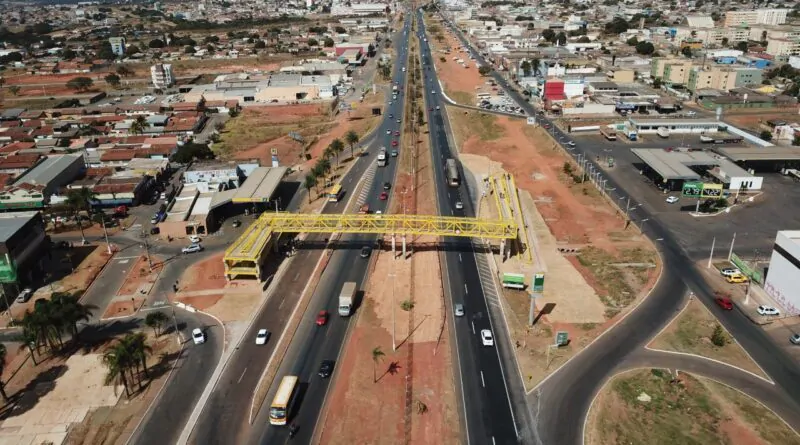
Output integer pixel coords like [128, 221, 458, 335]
[415, 9, 523, 444]
[239, 16, 415, 445]
[434, 8, 800, 445]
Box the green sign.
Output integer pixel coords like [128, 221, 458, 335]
[533, 273, 545, 293]
[607, 156, 615, 168]
[682, 181, 703, 197]
[730, 253, 763, 284]
[556, 331, 569, 347]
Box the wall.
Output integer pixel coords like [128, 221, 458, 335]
[764, 232, 800, 315]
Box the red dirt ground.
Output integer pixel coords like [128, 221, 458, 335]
[178, 252, 227, 293]
[3, 73, 112, 85]
[116, 255, 163, 296]
[174, 294, 224, 311]
[102, 298, 146, 319]
[430, 26, 485, 103]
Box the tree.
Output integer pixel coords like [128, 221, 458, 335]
[104, 73, 121, 88]
[681, 46, 693, 58]
[323, 37, 334, 47]
[626, 36, 639, 46]
[0, 344, 8, 401]
[635, 41, 655, 55]
[103, 342, 133, 398]
[736, 41, 748, 52]
[335, 26, 347, 34]
[254, 40, 266, 49]
[304, 174, 318, 202]
[8, 85, 20, 96]
[520, 60, 532, 76]
[51, 292, 94, 342]
[541, 29, 555, 42]
[65, 187, 96, 243]
[478, 65, 491, 76]
[604, 17, 629, 35]
[329, 138, 345, 166]
[710, 324, 728, 347]
[371, 346, 385, 383]
[116, 65, 134, 77]
[66, 76, 94, 92]
[307, 38, 318, 47]
[128, 332, 152, 381]
[129, 115, 149, 135]
[653, 77, 663, 89]
[760, 130, 773, 141]
[345, 130, 359, 159]
[148, 38, 165, 49]
[172, 142, 215, 163]
[555, 32, 567, 46]
[577, 36, 591, 43]
[721, 37, 729, 47]
[531, 57, 541, 77]
[417, 108, 425, 125]
[145, 311, 169, 337]
[62, 48, 76, 60]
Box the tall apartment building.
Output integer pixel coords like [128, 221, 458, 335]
[150, 64, 175, 89]
[108, 37, 126, 57]
[687, 66, 761, 93]
[766, 38, 800, 56]
[651, 57, 693, 85]
[724, 9, 789, 27]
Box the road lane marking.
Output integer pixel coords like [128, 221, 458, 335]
[293, 272, 300, 282]
[464, 283, 468, 294]
[117, 259, 129, 264]
[480, 371, 485, 388]
[237, 368, 247, 384]
[459, 253, 462, 262]
[471, 321, 475, 334]
[491, 437, 496, 445]
[278, 297, 286, 310]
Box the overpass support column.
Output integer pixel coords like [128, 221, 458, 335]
[392, 235, 397, 258]
[499, 239, 506, 261]
[402, 235, 407, 259]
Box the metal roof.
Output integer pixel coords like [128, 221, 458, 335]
[0, 212, 37, 243]
[714, 146, 800, 162]
[232, 167, 288, 203]
[14, 154, 82, 186]
[631, 148, 753, 181]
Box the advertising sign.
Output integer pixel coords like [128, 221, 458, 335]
[682, 181, 703, 197]
[527, 116, 536, 126]
[701, 183, 723, 197]
[533, 273, 545, 293]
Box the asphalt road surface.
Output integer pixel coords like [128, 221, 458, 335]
[416, 9, 522, 444]
[439, 9, 800, 445]
[185, 17, 414, 445]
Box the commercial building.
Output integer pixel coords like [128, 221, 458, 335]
[766, 38, 800, 56]
[183, 73, 335, 105]
[109, 37, 126, 57]
[631, 147, 762, 192]
[0, 212, 48, 285]
[151, 64, 175, 89]
[764, 231, 800, 315]
[724, 9, 789, 27]
[651, 57, 693, 86]
[687, 66, 763, 93]
[184, 160, 246, 190]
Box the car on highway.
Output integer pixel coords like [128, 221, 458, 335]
[436, 106, 440, 110]
[192, 328, 205, 345]
[714, 297, 734, 310]
[757, 305, 780, 316]
[316, 310, 329, 326]
[389, 101, 393, 105]
[392, 140, 398, 146]
[720, 268, 741, 277]
[232, 219, 242, 228]
[379, 191, 389, 200]
[542, 123, 551, 129]
[389, 113, 393, 118]
[396, 118, 401, 124]
[386, 129, 392, 134]
[791, 334, 800, 345]
[726, 274, 749, 284]
[360, 246, 372, 258]
[455, 201, 463, 210]
[391, 149, 398, 157]
[480, 329, 494, 346]
[383, 182, 392, 190]
[15, 288, 33, 303]
[394, 131, 400, 136]
[319, 360, 335, 378]
[665, 196, 680, 204]
[255, 329, 270, 345]
[182, 244, 203, 254]
[566, 141, 576, 147]
[431, 90, 436, 94]
[454, 304, 465, 317]
[189, 235, 201, 243]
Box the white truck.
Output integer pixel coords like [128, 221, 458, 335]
[378, 147, 388, 167]
[392, 85, 399, 93]
[657, 127, 670, 138]
[338, 282, 357, 316]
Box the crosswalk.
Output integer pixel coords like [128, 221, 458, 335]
[355, 162, 379, 209]
[473, 241, 502, 310]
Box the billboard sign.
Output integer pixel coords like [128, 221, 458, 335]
[527, 116, 536, 126]
[533, 273, 545, 293]
[701, 183, 723, 197]
[682, 181, 703, 197]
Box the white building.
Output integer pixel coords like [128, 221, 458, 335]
[151, 64, 175, 89]
[109, 37, 126, 57]
[764, 231, 800, 315]
[724, 8, 789, 27]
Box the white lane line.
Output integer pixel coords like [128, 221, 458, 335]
[471, 321, 476, 334]
[278, 297, 286, 310]
[459, 253, 462, 262]
[480, 371, 485, 388]
[464, 284, 468, 294]
[237, 368, 247, 384]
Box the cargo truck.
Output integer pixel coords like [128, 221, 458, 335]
[378, 147, 388, 167]
[338, 282, 357, 316]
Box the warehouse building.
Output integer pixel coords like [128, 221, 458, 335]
[764, 231, 800, 316]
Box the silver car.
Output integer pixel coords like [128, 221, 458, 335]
[454, 304, 465, 317]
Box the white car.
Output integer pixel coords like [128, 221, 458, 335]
[566, 141, 576, 147]
[182, 244, 203, 254]
[791, 334, 800, 345]
[192, 328, 205, 345]
[255, 329, 270, 345]
[666, 196, 680, 204]
[757, 305, 780, 316]
[480, 329, 494, 346]
[189, 235, 201, 244]
[455, 201, 463, 210]
[720, 268, 741, 277]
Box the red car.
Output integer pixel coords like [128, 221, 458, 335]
[316, 310, 329, 326]
[715, 297, 733, 310]
[394, 131, 400, 136]
[392, 140, 398, 146]
[379, 192, 388, 200]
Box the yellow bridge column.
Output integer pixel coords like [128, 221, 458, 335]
[402, 235, 407, 259]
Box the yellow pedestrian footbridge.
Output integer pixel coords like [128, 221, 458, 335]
[223, 212, 519, 279]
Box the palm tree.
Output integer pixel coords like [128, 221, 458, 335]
[0, 343, 8, 401]
[103, 343, 132, 397]
[345, 130, 359, 159]
[18, 306, 60, 353]
[65, 187, 96, 244]
[304, 174, 318, 203]
[330, 138, 345, 166]
[317, 158, 331, 187]
[129, 115, 149, 135]
[52, 293, 94, 342]
[371, 346, 385, 383]
[145, 311, 169, 337]
[531, 57, 541, 77]
[128, 332, 152, 380]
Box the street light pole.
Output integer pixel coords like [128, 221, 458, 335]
[141, 230, 153, 271]
[171, 304, 181, 345]
[390, 272, 396, 351]
[101, 216, 112, 255]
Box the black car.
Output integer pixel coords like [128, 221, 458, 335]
[319, 360, 335, 378]
[383, 182, 391, 190]
[360, 246, 372, 258]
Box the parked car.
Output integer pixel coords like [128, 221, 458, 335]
[15, 288, 33, 303]
[714, 297, 733, 310]
[318, 360, 335, 378]
[394, 131, 400, 136]
[720, 268, 741, 277]
[232, 220, 242, 228]
[182, 244, 203, 254]
[791, 334, 800, 345]
[726, 274, 749, 284]
[383, 182, 392, 190]
[392, 140, 398, 146]
[391, 149, 399, 157]
[255, 329, 270, 345]
[192, 328, 205, 345]
[665, 196, 680, 204]
[316, 310, 329, 326]
[480, 329, 494, 346]
[757, 305, 780, 316]
[454, 304, 465, 317]
[189, 235, 201, 244]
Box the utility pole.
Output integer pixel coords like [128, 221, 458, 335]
[171, 303, 181, 345]
[708, 236, 716, 268]
[141, 230, 153, 271]
[728, 232, 736, 261]
[101, 216, 112, 255]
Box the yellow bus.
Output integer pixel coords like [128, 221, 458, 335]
[269, 375, 299, 426]
[327, 184, 344, 202]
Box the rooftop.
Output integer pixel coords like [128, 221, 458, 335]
[232, 166, 288, 203]
[14, 154, 82, 186]
[715, 146, 800, 162]
[0, 212, 38, 243]
[631, 148, 752, 181]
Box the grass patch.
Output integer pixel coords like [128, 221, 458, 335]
[577, 247, 635, 307]
[448, 109, 504, 148]
[447, 90, 473, 105]
[648, 298, 766, 378]
[213, 109, 330, 156]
